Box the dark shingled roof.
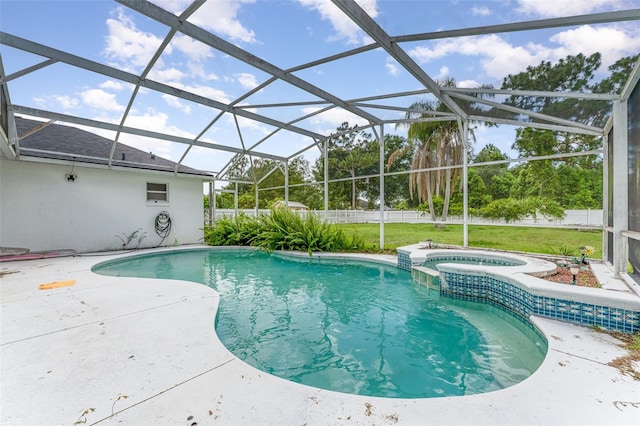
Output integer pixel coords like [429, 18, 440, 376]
[14, 117, 210, 177]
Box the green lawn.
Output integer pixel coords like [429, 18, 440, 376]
[337, 223, 602, 258]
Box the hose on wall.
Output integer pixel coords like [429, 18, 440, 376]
[155, 211, 172, 246]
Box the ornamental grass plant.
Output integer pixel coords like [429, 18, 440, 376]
[203, 213, 263, 246]
[204, 209, 366, 255]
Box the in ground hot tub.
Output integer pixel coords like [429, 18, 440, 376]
[422, 253, 525, 270]
[403, 248, 531, 290]
[397, 244, 640, 333]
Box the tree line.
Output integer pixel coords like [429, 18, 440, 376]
[207, 53, 637, 223]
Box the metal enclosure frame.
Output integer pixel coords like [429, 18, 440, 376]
[1, 1, 639, 278]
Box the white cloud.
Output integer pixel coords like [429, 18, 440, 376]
[185, 61, 220, 80]
[478, 39, 552, 79]
[102, 8, 211, 85]
[103, 7, 218, 86]
[55, 95, 79, 109]
[169, 82, 232, 104]
[516, 0, 621, 17]
[410, 43, 451, 63]
[224, 104, 270, 135]
[435, 66, 450, 80]
[148, 67, 187, 83]
[99, 80, 127, 91]
[550, 25, 640, 69]
[27, 93, 78, 111]
[457, 79, 482, 88]
[33, 97, 47, 108]
[148, 0, 191, 14]
[297, 0, 379, 45]
[188, 63, 220, 81]
[234, 115, 271, 136]
[162, 94, 192, 114]
[409, 34, 545, 79]
[103, 7, 167, 70]
[80, 89, 124, 112]
[301, 106, 369, 130]
[84, 108, 221, 167]
[470, 5, 491, 16]
[182, 145, 231, 174]
[408, 24, 639, 81]
[119, 109, 196, 159]
[385, 58, 400, 76]
[171, 34, 214, 62]
[189, 0, 257, 43]
[235, 73, 259, 90]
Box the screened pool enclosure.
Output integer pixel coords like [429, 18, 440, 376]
[1, 1, 639, 280]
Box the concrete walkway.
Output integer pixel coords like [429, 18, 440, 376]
[1, 248, 638, 425]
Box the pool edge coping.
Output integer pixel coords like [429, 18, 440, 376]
[1, 246, 639, 425]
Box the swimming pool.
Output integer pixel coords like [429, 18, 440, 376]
[93, 248, 547, 399]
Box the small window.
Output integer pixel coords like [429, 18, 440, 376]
[147, 182, 168, 203]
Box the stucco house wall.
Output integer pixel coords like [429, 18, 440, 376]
[0, 158, 204, 253]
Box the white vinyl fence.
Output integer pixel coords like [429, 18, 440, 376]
[205, 209, 603, 228]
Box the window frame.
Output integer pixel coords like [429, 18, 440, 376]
[146, 182, 169, 204]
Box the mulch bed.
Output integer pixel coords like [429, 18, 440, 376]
[542, 264, 601, 288]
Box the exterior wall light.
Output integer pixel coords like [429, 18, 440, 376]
[66, 159, 77, 182]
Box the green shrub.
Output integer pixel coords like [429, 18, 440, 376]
[203, 209, 366, 255]
[203, 213, 263, 246]
[479, 197, 565, 223]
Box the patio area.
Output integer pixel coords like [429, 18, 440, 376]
[1, 247, 638, 425]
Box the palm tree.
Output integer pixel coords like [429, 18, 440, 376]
[388, 78, 476, 222]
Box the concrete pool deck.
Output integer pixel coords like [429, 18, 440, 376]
[1, 246, 638, 425]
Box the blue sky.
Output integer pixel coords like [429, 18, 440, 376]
[1, 0, 639, 178]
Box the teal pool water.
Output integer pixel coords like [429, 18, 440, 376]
[94, 249, 547, 399]
[422, 255, 523, 271]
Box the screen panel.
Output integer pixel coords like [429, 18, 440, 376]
[606, 129, 614, 264]
[628, 83, 640, 282]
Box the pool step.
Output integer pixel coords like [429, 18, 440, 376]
[412, 266, 440, 288]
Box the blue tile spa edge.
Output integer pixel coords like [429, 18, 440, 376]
[398, 245, 640, 333]
[438, 270, 639, 333]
